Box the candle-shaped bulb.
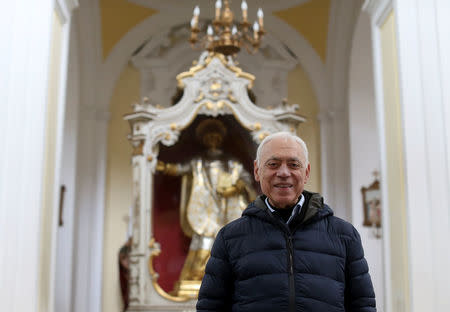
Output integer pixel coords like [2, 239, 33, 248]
[241, 0, 248, 11]
[207, 25, 214, 36]
[215, 0, 222, 19]
[191, 17, 196, 28]
[257, 8, 264, 28]
[257, 8, 264, 18]
[241, 0, 248, 21]
[193, 5, 200, 16]
[232, 25, 238, 35]
[253, 21, 260, 32]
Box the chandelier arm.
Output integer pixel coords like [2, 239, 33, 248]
[188, 1, 264, 56]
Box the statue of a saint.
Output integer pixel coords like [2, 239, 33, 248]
[156, 118, 256, 297]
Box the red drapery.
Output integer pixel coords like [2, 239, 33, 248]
[152, 174, 191, 293]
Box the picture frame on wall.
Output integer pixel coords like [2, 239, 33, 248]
[361, 178, 381, 228]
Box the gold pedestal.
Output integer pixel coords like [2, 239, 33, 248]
[171, 280, 202, 298]
[170, 248, 210, 298]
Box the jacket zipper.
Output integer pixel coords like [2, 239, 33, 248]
[287, 235, 295, 312]
[262, 208, 297, 312]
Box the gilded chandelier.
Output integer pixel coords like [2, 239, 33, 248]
[189, 0, 265, 56]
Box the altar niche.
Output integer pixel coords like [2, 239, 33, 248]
[152, 115, 258, 299]
[124, 52, 304, 311]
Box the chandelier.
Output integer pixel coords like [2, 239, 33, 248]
[189, 0, 265, 56]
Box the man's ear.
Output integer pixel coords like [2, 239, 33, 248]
[254, 160, 260, 182]
[304, 162, 311, 184]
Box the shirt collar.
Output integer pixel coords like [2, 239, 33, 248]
[265, 194, 305, 224]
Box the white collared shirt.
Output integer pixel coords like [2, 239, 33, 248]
[265, 194, 305, 224]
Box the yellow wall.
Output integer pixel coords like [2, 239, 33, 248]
[103, 64, 139, 312]
[288, 65, 322, 192]
[39, 10, 63, 312]
[274, 0, 331, 62]
[100, 0, 157, 59]
[380, 12, 410, 312]
[100, 0, 330, 63]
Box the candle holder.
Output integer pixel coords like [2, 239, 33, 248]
[189, 0, 265, 56]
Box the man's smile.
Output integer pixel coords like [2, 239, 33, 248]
[274, 183, 293, 188]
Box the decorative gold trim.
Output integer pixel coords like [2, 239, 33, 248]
[258, 132, 269, 141]
[156, 99, 255, 151]
[227, 91, 237, 103]
[170, 123, 178, 130]
[175, 105, 204, 132]
[199, 101, 254, 131]
[176, 64, 206, 88]
[226, 64, 255, 88]
[223, 102, 252, 130]
[176, 53, 254, 89]
[147, 155, 153, 162]
[148, 238, 191, 302]
[205, 102, 214, 110]
[206, 52, 227, 65]
[194, 91, 205, 103]
[132, 141, 144, 156]
[253, 122, 261, 131]
[210, 81, 222, 91]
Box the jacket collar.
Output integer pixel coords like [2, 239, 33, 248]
[242, 191, 333, 226]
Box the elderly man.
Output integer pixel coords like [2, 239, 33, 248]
[196, 132, 376, 312]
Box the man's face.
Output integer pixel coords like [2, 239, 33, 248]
[254, 137, 310, 209]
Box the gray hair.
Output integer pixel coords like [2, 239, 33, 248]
[255, 131, 309, 167]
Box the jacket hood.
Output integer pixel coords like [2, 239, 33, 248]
[242, 190, 333, 225]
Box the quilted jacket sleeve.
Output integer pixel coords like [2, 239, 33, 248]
[196, 228, 233, 312]
[345, 227, 376, 312]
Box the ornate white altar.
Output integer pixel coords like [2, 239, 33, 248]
[124, 51, 304, 311]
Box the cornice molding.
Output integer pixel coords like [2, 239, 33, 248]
[362, 0, 393, 26]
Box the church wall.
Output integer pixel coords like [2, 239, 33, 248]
[287, 65, 322, 193]
[348, 11, 384, 312]
[0, 1, 55, 310]
[103, 64, 139, 312]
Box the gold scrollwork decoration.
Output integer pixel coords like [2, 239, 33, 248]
[194, 91, 205, 103]
[176, 52, 254, 89]
[148, 238, 192, 302]
[227, 91, 237, 103]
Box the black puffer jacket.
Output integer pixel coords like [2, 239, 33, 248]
[197, 191, 376, 312]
